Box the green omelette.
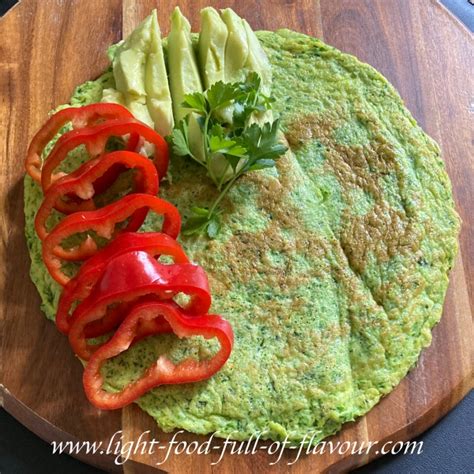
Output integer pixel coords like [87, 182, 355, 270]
[24, 12, 460, 443]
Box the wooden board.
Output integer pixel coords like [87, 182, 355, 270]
[1, 1, 472, 472]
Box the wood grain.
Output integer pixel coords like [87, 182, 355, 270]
[1, 1, 472, 473]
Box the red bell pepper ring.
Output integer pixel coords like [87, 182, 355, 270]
[56, 232, 189, 336]
[42, 194, 181, 286]
[82, 298, 233, 410]
[40, 118, 168, 191]
[68, 251, 212, 360]
[25, 103, 136, 183]
[70, 128, 141, 196]
[34, 151, 159, 240]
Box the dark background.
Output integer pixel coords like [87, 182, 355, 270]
[1, 0, 472, 472]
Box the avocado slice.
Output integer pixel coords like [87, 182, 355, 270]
[167, 6, 203, 122]
[198, 7, 228, 89]
[221, 8, 249, 83]
[242, 19, 273, 125]
[168, 7, 205, 163]
[242, 19, 272, 95]
[101, 88, 126, 107]
[144, 11, 174, 137]
[104, 10, 174, 136]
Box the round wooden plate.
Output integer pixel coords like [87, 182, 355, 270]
[1, 1, 472, 472]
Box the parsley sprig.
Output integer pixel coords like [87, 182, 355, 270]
[169, 72, 287, 238]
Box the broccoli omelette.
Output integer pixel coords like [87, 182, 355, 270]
[24, 20, 460, 443]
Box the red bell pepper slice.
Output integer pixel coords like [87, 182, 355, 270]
[68, 251, 212, 360]
[82, 298, 233, 410]
[40, 118, 168, 191]
[34, 151, 159, 240]
[56, 232, 189, 336]
[42, 194, 181, 285]
[25, 103, 136, 183]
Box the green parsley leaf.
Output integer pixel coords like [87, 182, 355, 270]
[169, 120, 193, 157]
[169, 72, 287, 239]
[239, 71, 261, 94]
[242, 120, 288, 165]
[206, 217, 221, 239]
[209, 135, 247, 157]
[190, 206, 210, 217]
[209, 123, 225, 138]
[182, 207, 221, 239]
[246, 158, 276, 172]
[207, 81, 239, 111]
[182, 216, 208, 236]
[182, 92, 208, 114]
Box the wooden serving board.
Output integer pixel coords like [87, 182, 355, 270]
[1, 1, 472, 472]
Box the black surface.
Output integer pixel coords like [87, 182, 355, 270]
[0, 409, 105, 474]
[354, 390, 474, 473]
[0, 0, 16, 16]
[440, 0, 474, 31]
[1, 0, 473, 472]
